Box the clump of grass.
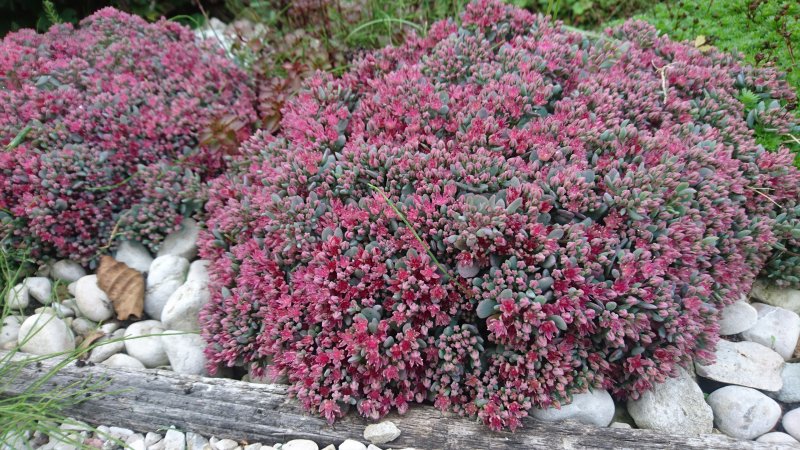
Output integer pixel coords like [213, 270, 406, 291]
[0, 246, 120, 449]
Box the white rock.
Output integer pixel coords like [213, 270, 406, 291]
[127, 434, 147, 450]
[67, 281, 77, 297]
[363, 422, 402, 445]
[108, 427, 134, 440]
[71, 317, 98, 336]
[695, 340, 783, 391]
[161, 331, 208, 375]
[752, 280, 800, 314]
[51, 302, 75, 318]
[320, 446, 335, 450]
[158, 218, 200, 260]
[100, 322, 120, 334]
[124, 320, 168, 367]
[62, 299, 80, 317]
[115, 240, 154, 273]
[718, 300, 758, 335]
[187, 260, 209, 283]
[149, 439, 167, 450]
[88, 329, 126, 363]
[627, 368, 712, 435]
[6, 283, 29, 309]
[214, 439, 239, 450]
[366, 446, 382, 450]
[161, 279, 210, 332]
[707, 385, 781, 440]
[282, 440, 318, 450]
[609, 422, 632, 429]
[74, 275, 114, 322]
[0, 315, 22, 350]
[146, 255, 190, 319]
[51, 260, 86, 283]
[784, 408, 800, 441]
[145, 433, 163, 447]
[773, 363, 800, 404]
[243, 445, 263, 450]
[24, 277, 53, 305]
[530, 389, 615, 427]
[741, 303, 800, 360]
[756, 432, 799, 444]
[339, 440, 367, 450]
[163, 429, 186, 450]
[101, 353, 146, 369]
[186, 432, 209, 450]
[17, 313, 75, 354]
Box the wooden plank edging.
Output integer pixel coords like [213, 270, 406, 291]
[0, 351, 791, 450]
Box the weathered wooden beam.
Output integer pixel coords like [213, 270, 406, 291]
[0, 351, 790, 450]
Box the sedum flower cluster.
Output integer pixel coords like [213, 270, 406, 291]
[0, 8, 257, 265]
[200, 0, 800, 430]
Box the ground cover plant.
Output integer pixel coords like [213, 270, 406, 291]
[636, 0, 800, 166]
[0, 8, 257, 267]
[200, 0, 800, 431]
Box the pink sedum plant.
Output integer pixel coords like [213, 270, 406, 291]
[200, 0, 800, 431]
[0, 8, 257, 265]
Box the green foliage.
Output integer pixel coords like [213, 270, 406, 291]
[510, 0, 651, 28]
[632, 0, 800, 166]
[637, 0, 798, 90]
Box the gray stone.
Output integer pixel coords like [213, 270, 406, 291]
[695, 339, 783, 391]
[25, 276, 53, 304]
[214, 439, 239, 450]
[281, 440, 318, 450]
[161, 331, 208, 375]
[186, 432, 209, 450]
[6, 283, 29, 309]
[756, 432, 799, 445]
[18, 313, 75, 354]
[627, 368, 712, 435]
[0, 315, 22, 350]
[146, 255, 190, 319]
[530, 389, 615, 427]
[71, 317, 98, 336]
[718, 299, 758, 335]
[158, 218, 200, 260]
[784, 408, 800, 442]
[772, 363, 800, 403]
[363, 421, 402, 445]
[51, 260, 86, 283]
[161, 278, 210, 332]
[88, 329, 126, 363]
[339, 440, 367, 450]
[124, 320, 168, 367]
[102, 353, 146, 369]
[115, 240, 154, 273]
[145, 433, 163, 447]
[74, 275, 114, 322]
[751, 280, 800, 314]
[707, 385, 781, 440]
[163, 429, 186, 450]
[741, 303, 800, 360]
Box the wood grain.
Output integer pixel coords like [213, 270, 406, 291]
[1, 351, 791, 450]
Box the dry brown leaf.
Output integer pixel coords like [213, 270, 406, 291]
[96, 255, 144, 321]
[78, 330, 105, 360]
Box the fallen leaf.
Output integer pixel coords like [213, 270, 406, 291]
[96, 255, 145, 321]
[78, 330, 105, 361]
